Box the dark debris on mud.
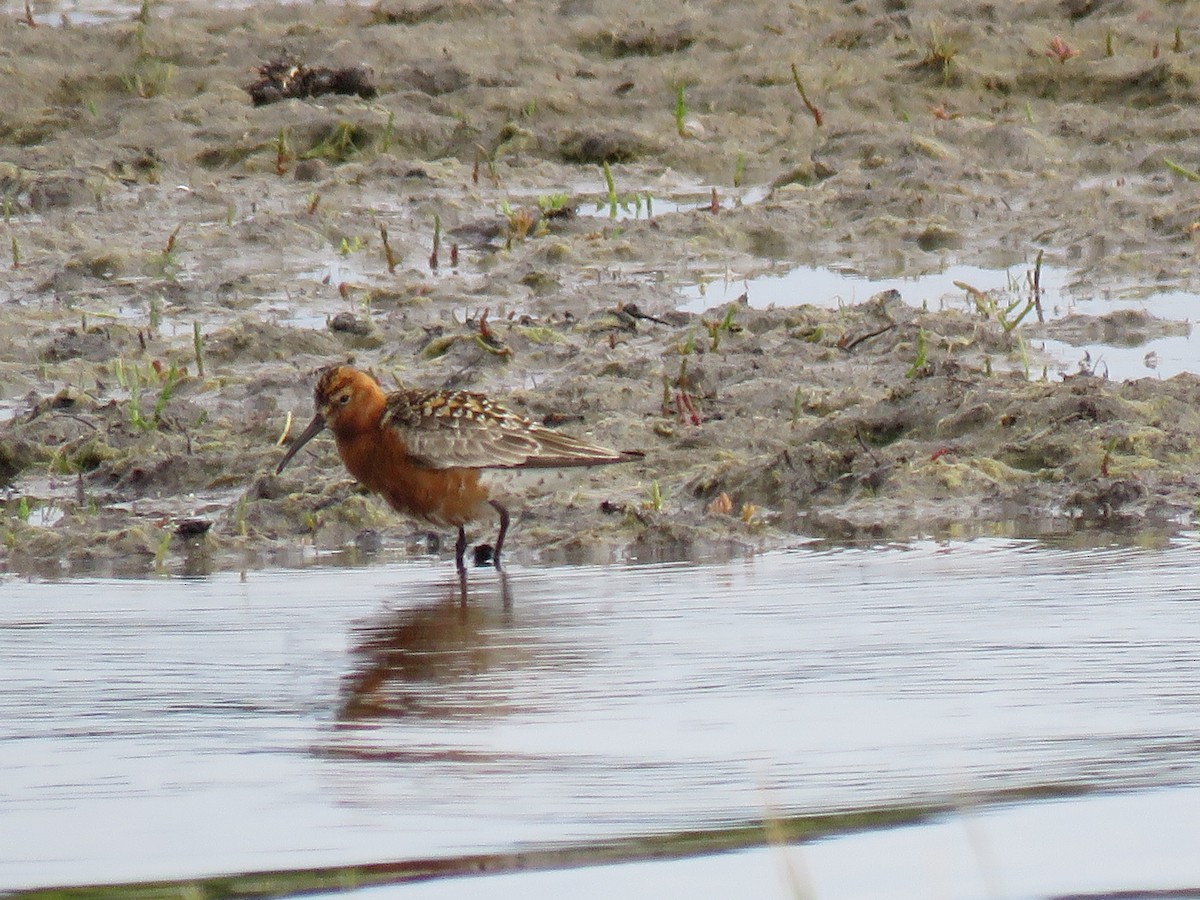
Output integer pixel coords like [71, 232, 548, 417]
[247, 60, 378, 106]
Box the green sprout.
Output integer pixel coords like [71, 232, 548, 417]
[537, 192, 572, 214]
[706, 304, 740, 351]
[152, 363, 180, 421]
[192, 322, 205, 377]
[674, 83, 687, 137]
[602, 161, 619, 218]
[153, 528, 171, 572]
[127, 365, 150, 430]
[274, 128, 292, 175]
[905, 327, 928, 378]
[922, 24, 958, 84]
[646, 480, 665, 512]
[302, 122, 367, 162]
[148, 294, 162, 332]
[1166, 159, 1200, 182]
[381, 110, 395, 154]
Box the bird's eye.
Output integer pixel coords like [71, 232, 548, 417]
[338, 393, 351, 405]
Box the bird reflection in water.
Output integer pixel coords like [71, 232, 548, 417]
[336, 573, 526, 726]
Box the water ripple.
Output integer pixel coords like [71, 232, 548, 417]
[4, 542, 1200, 888]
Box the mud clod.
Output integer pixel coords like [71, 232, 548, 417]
[558, 129, 651, 164]
[580, 23, 696, 58]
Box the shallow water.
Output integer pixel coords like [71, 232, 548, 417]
[27, 0, 356, 25]
[577, 185, 771, 221]
[6, 538, 1200, 896]
[679, 263, 1200, 382]
[358, 785, 1200, 900]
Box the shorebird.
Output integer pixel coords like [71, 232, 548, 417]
[276, 365, 639, 574]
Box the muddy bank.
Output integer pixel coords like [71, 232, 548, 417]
[2, 0, 1200, 575]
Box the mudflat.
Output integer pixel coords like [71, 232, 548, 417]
[3, 0, 1200, 575]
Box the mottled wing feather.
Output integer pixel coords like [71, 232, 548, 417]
[381, 388, 624, 470]
[507, 429, 627, 468]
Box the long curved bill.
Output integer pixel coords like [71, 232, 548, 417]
[276, 412, 326, 474]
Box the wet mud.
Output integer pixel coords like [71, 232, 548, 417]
[3, 0, 1200, 575]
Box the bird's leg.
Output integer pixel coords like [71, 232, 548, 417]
[499, 571, 513, 615]
[455, 525, 468, 575]
[489, 499, 510, 570]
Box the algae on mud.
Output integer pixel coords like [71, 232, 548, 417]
[3, 0, 1200, 574]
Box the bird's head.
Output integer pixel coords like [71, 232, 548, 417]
[276, 365, 385, 473]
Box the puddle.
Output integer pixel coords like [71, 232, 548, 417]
[281, 312, 333, 330]
[6, 539, 1200, 895]
[681, 263, 1200, 381]
[501, 182, 770, 223]
[300, 260, 363, 286]
[579, 185, 770, 221]
[24, 504, 65, 528]
[2, 496, 65, 528]
[28, 0, 376, 25]
[685, 261, 1076, 312]
[1038, 332, 1196, 381]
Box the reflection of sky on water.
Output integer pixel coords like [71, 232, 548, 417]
[355, 785, 1200, 900]
[6, 541, 1200, 892]
[679, 263, 1200, 382]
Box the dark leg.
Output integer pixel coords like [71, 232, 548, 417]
[499, 571, 513, 616]
[489, 500, 510, 570]
[455, 525, 468, 575]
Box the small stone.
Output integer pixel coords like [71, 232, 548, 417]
[293, 159, 327, 182]
[330, 312, 372, 335]
[354, 528, 383, 554]
[175, 519, 213, 537]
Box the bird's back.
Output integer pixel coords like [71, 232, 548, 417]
[380, 387, 633, 471]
